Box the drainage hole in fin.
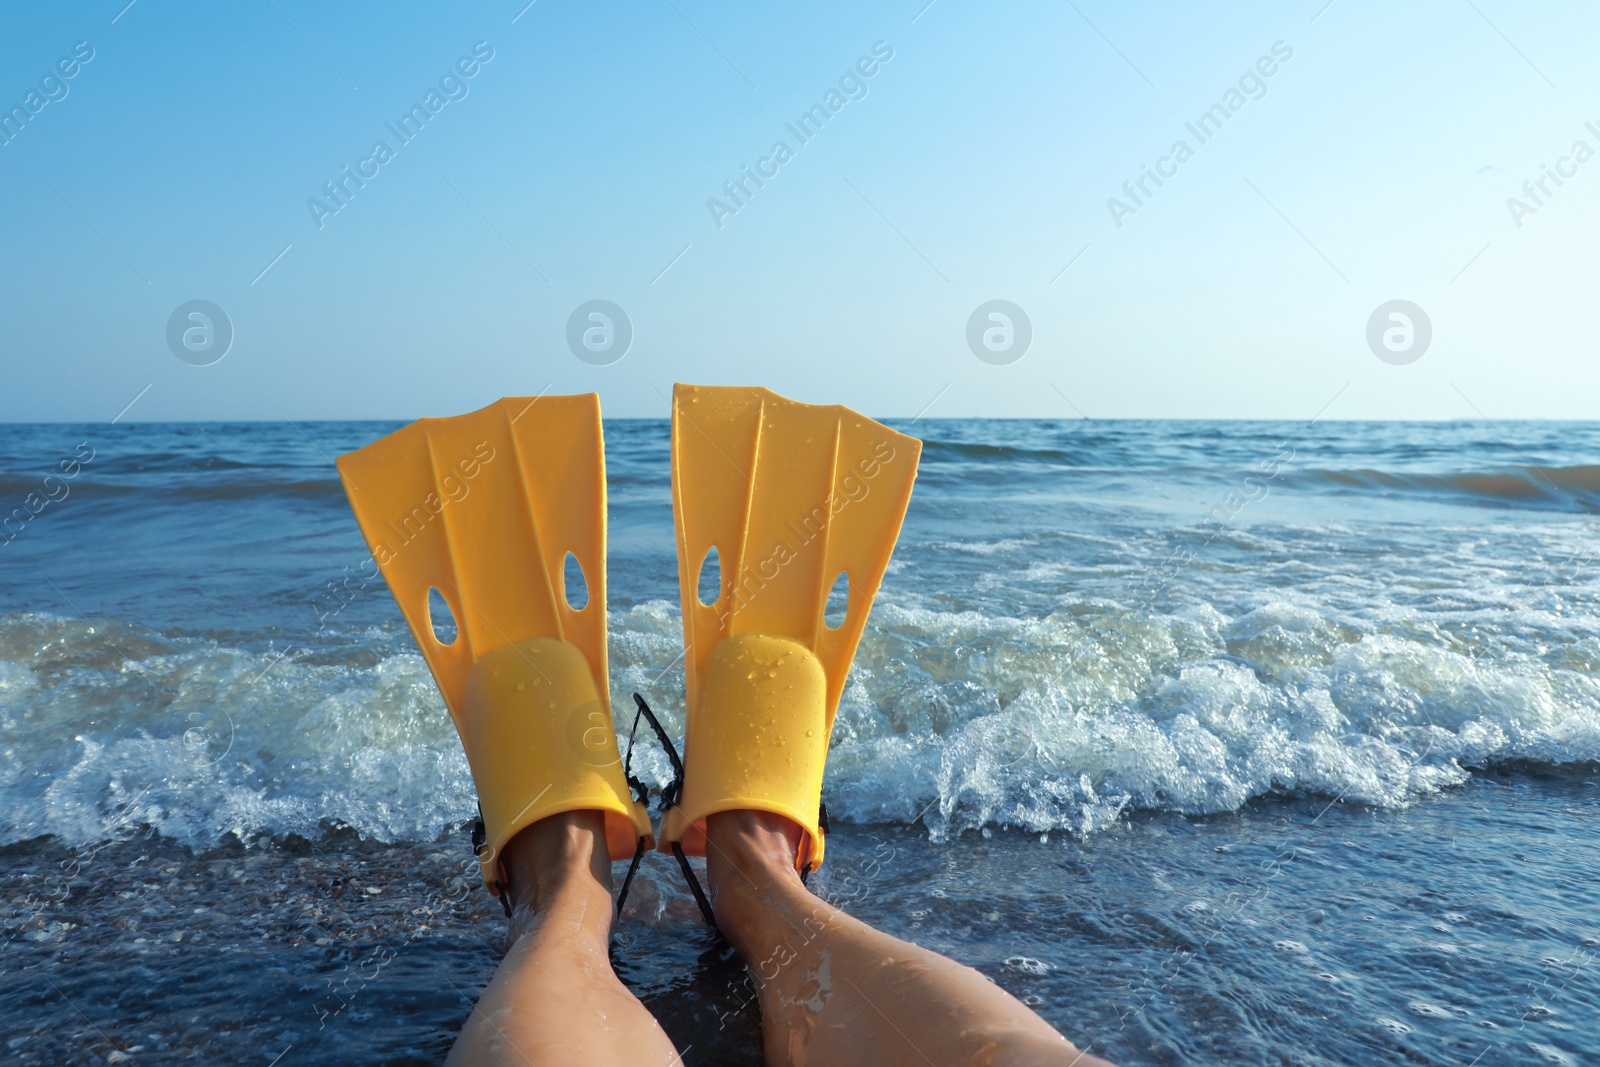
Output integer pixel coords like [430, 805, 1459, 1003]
[697, 545, 722, 607]
[563, 551, 589, 610]
[427, 587, 458, 645]
[824, 570, 850, 630]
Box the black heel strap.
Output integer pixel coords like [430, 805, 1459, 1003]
[633, 692, 722, 932]
[615, 835, 648, 916]
[629, 693, 685, 810]
[671, 842, 718, 930]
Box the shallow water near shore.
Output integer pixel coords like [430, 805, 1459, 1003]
[4, 770, 1597, 1066]
[3, 416, 1600, 1062]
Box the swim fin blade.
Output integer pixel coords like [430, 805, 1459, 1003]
[662, 384, 921, 872]
[336, 394, 652, 894]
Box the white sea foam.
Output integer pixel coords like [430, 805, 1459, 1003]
[3, 588, 1598, 849]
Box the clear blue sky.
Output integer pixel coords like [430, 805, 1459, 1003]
[2, 0, 1596, 421]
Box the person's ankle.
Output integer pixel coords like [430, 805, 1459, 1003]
[704, 810, 809, 936]
[499, 810, 613, 938]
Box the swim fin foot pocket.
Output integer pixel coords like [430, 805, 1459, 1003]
[336, 394, 653, 908]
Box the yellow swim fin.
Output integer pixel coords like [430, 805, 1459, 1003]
[661, 384, 921, 874]
[335, 394, 653, 899]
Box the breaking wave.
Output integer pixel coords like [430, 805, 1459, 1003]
[4, 593, 1596, 852]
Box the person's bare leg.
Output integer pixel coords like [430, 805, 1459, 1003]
[705, 810, 1116, 1067]
[447, 810, 681, 1067]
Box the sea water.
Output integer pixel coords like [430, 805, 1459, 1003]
[2, 418, 1597, 1065]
